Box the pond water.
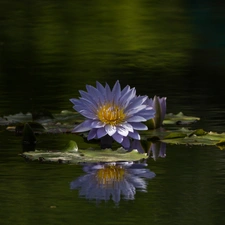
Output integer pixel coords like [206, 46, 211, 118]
[1, 1, 225, 225]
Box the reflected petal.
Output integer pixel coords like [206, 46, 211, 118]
[70, 162, 156, 204]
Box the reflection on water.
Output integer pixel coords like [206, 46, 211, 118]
[70, 162, 155, 204]
[148, 142, 166, 160]
[130, 139, 166, 160]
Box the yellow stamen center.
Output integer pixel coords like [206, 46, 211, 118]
[97, 103, 125, 126]
[96, 165, 126, 187]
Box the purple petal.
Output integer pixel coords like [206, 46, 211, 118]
[125, 105, 147, 117]
[125, 96, 147, 112]
[86, 85, 105, 105]
[112, 133, 123, 143]
[75, 109, 97, 119]
[105, 83, 112, 102]
[111, 80, 121, 105]
[96, 81, 105, 92]
[128, 130, 141, 140]
[72, 120, 92, 133]
[87, 129, 97, 140]
[91, 120, 104, 128]
[120, 122, 134, 132]
[117, 126, 129, 136]
[79, 98, 98, 112]
[160, 97, 167, 120]
[97, 127, 107, 138]
[86, 84, 100, 96]
[129, 122, 148, 130]
[121, 137, 130, 149]
[121, 85, 130, 96]
[79, 90, 98, 106]
[127, 115, 147, 122]
[137, 108, 155, 120]
[119, 88, 136, 107]
[105, 124, 116, 136]
[70, 98, 80, 105]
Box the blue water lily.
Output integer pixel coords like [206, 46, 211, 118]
[70, 81, 155, 148]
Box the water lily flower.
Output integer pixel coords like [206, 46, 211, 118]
[70, 162, 155, 204]
[145, 96, 166, 129]
[70, 81, 155, 148]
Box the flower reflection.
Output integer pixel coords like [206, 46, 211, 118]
[70, 162, 155, 204]
[148, 142, 166, 160]
[130, 139, 166, 160]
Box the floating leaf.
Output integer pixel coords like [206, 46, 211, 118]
[141, 127, 190, 141]
[164, 132, 187, 139]
[161, 130, 225, 149]
[163, 112, 200, 125]
[141, 127, 225, 149]
[3, 112, 32, 123]
[188, 129, 208, 137]
[21, 140, 148, 163]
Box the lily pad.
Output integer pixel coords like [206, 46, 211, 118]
[161, 129, 225, 148]
[21, 140, 148, 163]
[141, 127, 225, 149]
[163, 112, 200, 125]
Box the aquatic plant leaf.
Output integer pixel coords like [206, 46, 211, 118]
[188, 129, 208, 137]
[141, 127, 191, 141]
[164, 132, 187, 139]
[21, 141, 148, 163]
[3, 112, 32, 124]
[142, 128, 225, 149]
[163, 112, 200, 125]
[161, 130, 225, 149]
[4, 110, 83, 133]
[62, 140, 78, 152]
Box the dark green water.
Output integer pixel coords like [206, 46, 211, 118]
[1, 1, 225, 225]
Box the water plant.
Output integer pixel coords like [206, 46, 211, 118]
[70, 80, 155, 148]
[145, 96, 167, 129]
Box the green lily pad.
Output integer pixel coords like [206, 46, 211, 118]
[141, 127, 225, 149]
[21, 140, 148, 163]
[188, 129, 208, 137]
[163, 112, 200, 125]
[164, 132, 187, 139]
[161, 130, 225, 148]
